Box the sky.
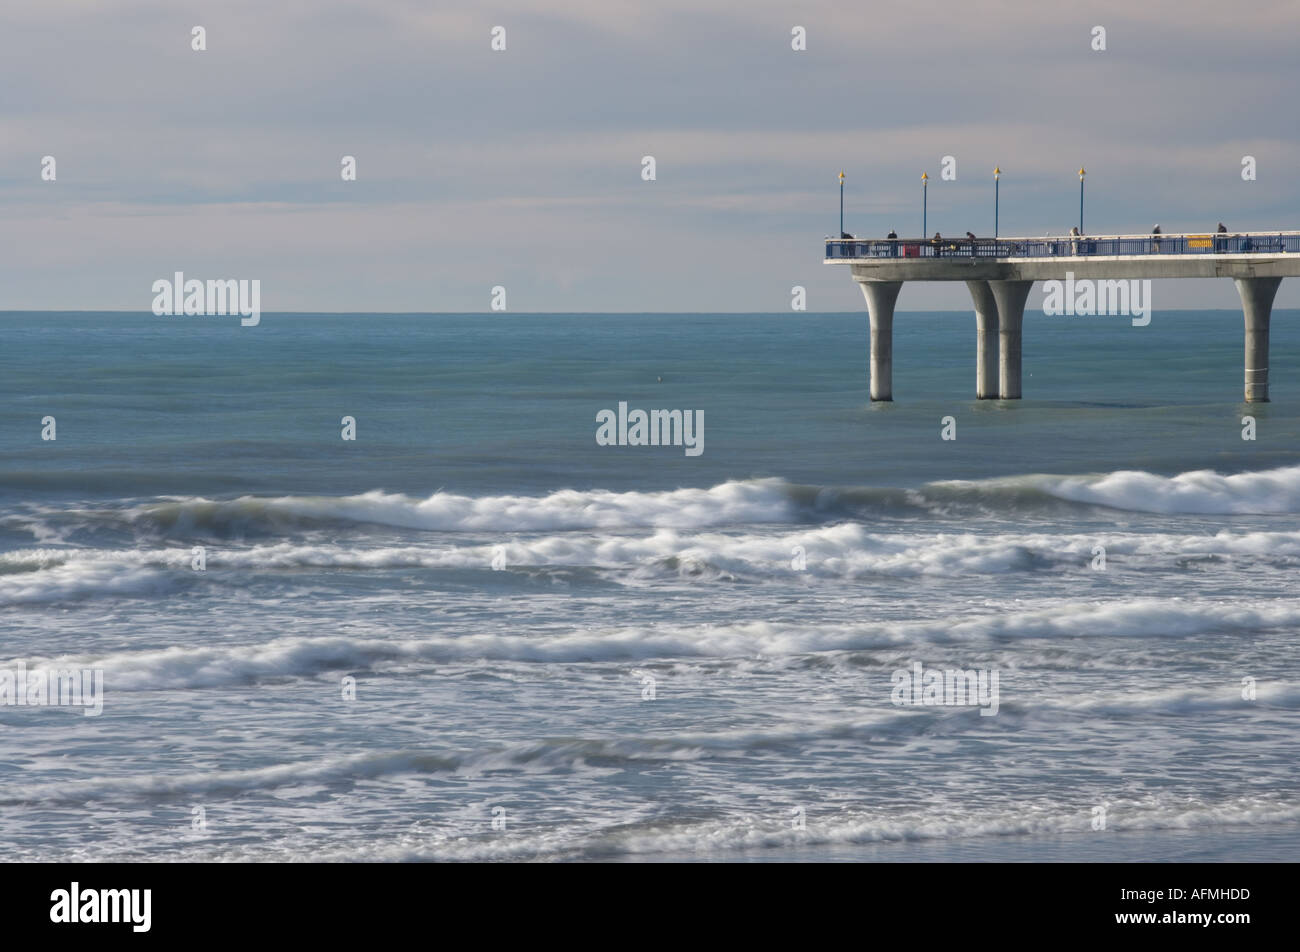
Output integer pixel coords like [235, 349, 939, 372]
[2, 0, 1298, 312]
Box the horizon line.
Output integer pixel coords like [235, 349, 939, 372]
[0, 308, 1281, 316]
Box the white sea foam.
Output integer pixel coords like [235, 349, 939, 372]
[11, 599, 1300, 689]
[0, 558, 178, 604]
[1023, 464, 1300, 514]
[16, 793, 1295, 862]
[4, 520, 1300, 607]
[595, 796, 1300, 859]
[8, 740, 706, 806]
[9, 464, 1300, 561]
[22, 464, 1300, 552]
[123, 480, 796, 534]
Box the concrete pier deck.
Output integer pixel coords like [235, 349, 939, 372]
[824, 232, 1300, 402]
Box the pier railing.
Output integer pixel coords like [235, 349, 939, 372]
[824, 232, 1300, 260]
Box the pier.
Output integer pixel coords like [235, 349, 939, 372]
[825, 232, 1300, 402]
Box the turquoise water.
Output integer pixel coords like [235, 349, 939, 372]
[2, 310, 1298, 861]
[4, 311, 1297, 497]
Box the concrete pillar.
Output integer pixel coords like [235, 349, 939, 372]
[1234, 276, 1282, 403]
[967, 280, 999, 399]
[991, 280, 1033, 399]
[858, 280, 903, 401]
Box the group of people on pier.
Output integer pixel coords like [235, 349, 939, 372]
[836, 222, 1240, 257]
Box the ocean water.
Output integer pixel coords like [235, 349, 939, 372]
[2, 310, 1299, 862]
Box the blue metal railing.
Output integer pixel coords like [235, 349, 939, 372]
[824, 232, 1300, 260]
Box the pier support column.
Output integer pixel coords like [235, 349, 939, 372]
[991, 280, 1033, 399]
[858, 280, 903, 401]
[1234, 276, 1282, 403]
[967, 280, 1000, 399]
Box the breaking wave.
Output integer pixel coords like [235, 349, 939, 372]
[10, 599, 1300, 688]
[11, 464, 1298, 548]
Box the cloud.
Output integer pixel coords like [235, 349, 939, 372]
[0, 0, 1296, 310]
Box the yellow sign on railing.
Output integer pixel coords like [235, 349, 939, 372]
[1188, 236, 1214, 248]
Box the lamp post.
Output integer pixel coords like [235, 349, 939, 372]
[994, 166, 1000, 238]
[838, 170, 845, 237]
[922, 171, 928, 237]
[1078, 167, 1086, 235]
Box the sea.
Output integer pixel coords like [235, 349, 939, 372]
[2, 309, 1298, 862]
